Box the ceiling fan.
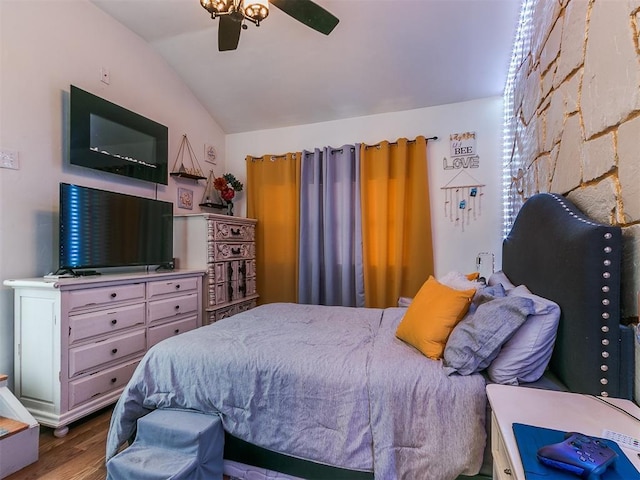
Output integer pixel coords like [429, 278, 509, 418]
[199, 0, 339, 51]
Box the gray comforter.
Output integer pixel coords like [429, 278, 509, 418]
[106, 303, 487, 479]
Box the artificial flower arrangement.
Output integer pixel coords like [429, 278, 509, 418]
[213, 173, 243, 203]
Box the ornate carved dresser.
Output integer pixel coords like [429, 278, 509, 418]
[173, 213, 258, 325]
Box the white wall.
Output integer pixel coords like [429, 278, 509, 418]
[0, 0, 505, 386]
[0, 0, 226, 385]
[227, 96, 505, 278]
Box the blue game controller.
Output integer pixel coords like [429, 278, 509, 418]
[537, 432, 618, 479]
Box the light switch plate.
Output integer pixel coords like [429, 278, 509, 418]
[0, 149, 19, 170]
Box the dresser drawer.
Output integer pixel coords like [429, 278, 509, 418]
[237, 298, 257, 314]
[69, 303, 145, 344]
[213, 260, 248, 282]
[147, 293, 199, 323]
[214, 281, 234, 305]
[213, 243, 254, 261]
[206, 299, 256, 326]
[491, 413, 516, 479]
[216, 280, 253, 303]
[67, 283, 145, 311]
[213, 304, 237, 322]
[213, 220, 255, 242]
[148, 316, 197, 348]
[147, 277, 199, 299]
[68, 359, 140, 409]
[68, 329, 146, 377]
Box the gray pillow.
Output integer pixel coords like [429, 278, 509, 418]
[487, 285, 560, 385]
[469, 283, 506, 314]
[488, 270, 516, 291]
[443, 296, 534, 376]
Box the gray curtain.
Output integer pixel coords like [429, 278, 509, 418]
[298, 145, 365, 307]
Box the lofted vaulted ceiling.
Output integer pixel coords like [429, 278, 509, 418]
[91, 0, 521, 134]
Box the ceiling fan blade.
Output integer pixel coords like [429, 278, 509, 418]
[218, 15, 242, 51]
[270, 0, 339, 35]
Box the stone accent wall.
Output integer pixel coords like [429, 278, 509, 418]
[505, 0, 640, 320]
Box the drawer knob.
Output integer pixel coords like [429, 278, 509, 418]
[231, 227, 241, 235]
[231, 247, 241, 255]
[111, 377, 117, 383]
[175, 284, 181, 289]
[111, 319, 118, 325]
[174, 329, 180, 334]
[111, 348, 118, 355]
[174, 305, 180, 310]
[110, 293, 117, 298]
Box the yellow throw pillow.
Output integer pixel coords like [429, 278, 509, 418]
[396, 276, 476, 359]
[466, 272, 480, 281]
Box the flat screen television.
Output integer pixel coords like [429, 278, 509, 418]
[69, 85, 169, 185]
[58, 183, 173, 273]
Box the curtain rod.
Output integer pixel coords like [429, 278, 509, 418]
[301, 136, 439, 155]
[364, 135, 438, 150]
[303, 146, 357, 156]
[247, 154, 290, 161]
[247, 136, 439, 160]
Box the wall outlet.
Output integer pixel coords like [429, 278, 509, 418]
[0, 149, 19, 170]
[101, 67, 110, 85]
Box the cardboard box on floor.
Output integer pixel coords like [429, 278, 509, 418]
[0, 374, 39, 479]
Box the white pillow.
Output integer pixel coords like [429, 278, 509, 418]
[487, 285, 560, 385]
[438, 271, 481, 291]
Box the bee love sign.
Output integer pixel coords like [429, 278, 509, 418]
[444, 132, 479, 170]
[450, 131, 476, 156]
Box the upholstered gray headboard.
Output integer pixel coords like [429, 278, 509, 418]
[502, 193, 634, 399]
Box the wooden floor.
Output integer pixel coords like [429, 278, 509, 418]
[6, 407, 111, 480]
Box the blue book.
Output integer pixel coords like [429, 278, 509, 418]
[512, 423, 640, 479]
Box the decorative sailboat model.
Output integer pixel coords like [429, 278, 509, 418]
[199, 171, 226, 210]
[170, 134, 206, 181]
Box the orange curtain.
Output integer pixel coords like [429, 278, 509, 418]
[360, 136, 434, 308]
[246, 153, 301, 304]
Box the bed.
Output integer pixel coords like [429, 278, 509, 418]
[105, 193, 635, 479]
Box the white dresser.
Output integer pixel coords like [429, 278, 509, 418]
[4, 270, 204, 437]
[173, 213, 258, 325]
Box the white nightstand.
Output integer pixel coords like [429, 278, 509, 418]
[486, 384, 640, 480]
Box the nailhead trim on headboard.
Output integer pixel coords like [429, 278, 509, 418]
[537, 193, 617, 397]
[600, 229, 616, 397]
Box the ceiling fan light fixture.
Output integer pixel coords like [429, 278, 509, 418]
[200, 0, 339, 51]
[243, 0, 269, 22]
[200, 0, 231, 16]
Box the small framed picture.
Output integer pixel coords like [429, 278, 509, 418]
[204, 144, 217, 164]
[177, 187, 194, 210]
